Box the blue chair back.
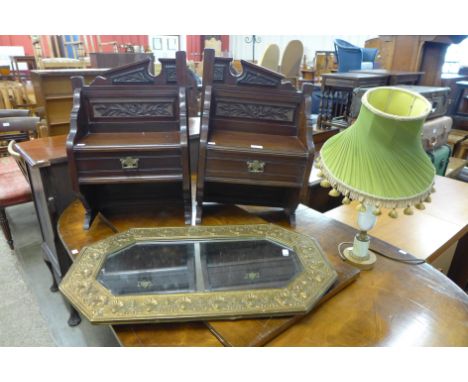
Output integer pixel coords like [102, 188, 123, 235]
[334, 39, 363, 72]
[333, 39, 379, 72]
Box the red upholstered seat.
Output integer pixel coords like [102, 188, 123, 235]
[0, 156, 32, 207]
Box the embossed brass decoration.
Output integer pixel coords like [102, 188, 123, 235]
[247, 160, 265, 173]
[120, 157, 139, 169]
[59, 224, 337, 324]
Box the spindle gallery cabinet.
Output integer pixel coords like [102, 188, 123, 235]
[66, 54, 192, 228]
[196, 49, 315, 225]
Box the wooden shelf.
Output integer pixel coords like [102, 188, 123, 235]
[75, 132, 181, 152]
[207, 131, 307, 156]
[78, 174, 182, 184]
[45, 95, 74, 101]
[48, 120, 70, 127]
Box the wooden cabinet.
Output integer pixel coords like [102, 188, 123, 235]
[196, 49, 314, 224]
[365, 35, 466, 86]
[67, 55, 193, 229]
[31, 68, 107, 136]
[89, 53, 155, 71]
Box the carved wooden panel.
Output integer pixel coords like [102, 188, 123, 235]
[92, 102, 174, 118]
[215, 102, 295, 122]
[110, 68, 154, 84]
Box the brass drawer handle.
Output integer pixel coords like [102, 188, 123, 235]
[120, 156, 139, 169]
[247, 160, 265, 173]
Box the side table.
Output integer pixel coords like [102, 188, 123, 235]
[15, 135, 81, 325]
[317, 72, 388, 129]
[351, 69, 424, 85]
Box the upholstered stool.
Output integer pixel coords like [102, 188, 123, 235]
[0, 156, 32, 250]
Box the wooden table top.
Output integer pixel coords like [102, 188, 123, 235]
[325, 175, 468, 262]
[321, 72, 388, 80]
[351, 69, 425, 76]
[57, 200, 468, 346]
[15, 134, 68, 167]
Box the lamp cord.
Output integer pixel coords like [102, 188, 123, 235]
[337, 242, 426, 265]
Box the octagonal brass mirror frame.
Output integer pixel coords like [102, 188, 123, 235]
[59, 224, 337, 324]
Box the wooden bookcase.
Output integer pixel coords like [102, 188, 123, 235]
[31, 68, 107, 136]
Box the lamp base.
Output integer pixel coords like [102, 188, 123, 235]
[342, 247, 377, 270]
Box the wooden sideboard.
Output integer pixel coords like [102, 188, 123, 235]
[31, 68, 107, 136]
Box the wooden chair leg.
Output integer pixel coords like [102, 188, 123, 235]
[195, 204, 202, 225]
[0, 207, 14, 250]
[43, 259, 59, 292]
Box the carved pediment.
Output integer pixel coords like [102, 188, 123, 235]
[237, 68, 281, 87]
[110, 67, 154, 84]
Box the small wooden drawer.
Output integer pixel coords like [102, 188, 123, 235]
[75, 149, 182, 179]
[205, 149, 306, 187]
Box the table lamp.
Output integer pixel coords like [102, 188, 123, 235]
[316, 87, 435, 269]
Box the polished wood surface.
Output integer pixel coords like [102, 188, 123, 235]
[14, 134, 67, 167]
[350, 69, 424, 85]
[208, 131, 307, 154]
[207, 254, 359, 346]
[325, 176, 468, 262]
[58, 200, 468, 346]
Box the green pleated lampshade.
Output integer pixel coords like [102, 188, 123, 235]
[318, 87, 436, 209]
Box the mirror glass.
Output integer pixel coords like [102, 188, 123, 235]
[97, 239, 302, 296]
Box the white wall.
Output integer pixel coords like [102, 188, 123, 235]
[229, 35, 376, 64]
[0, 46, 25, 68]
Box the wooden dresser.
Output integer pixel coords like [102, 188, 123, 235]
[31, 68, 107, 136]
[67, 55, 193, 229]
[196, 49, 314, 224]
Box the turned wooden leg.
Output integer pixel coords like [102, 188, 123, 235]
[83, 209, 97, 230]
[285, 209, 296, 228]
[184, 201, 192, 225]
[195, 204, 202, 225]
[0, 207, 14, 250]
[43, 259, 59, 292]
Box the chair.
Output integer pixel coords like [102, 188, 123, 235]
[0, 113, 39, 249]
[259, 44, 280, 72]
[334, 39, 378, 72]
[0, 112, 42, 156]
[280, 40, 304, 85]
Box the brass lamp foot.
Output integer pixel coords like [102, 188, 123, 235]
[342, 247, 377, 270]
